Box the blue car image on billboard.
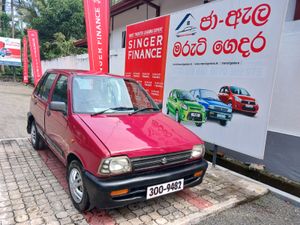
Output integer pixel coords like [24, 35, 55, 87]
[190, 89, 232, 126]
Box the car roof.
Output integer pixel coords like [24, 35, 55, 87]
[45, 69, 126, 79]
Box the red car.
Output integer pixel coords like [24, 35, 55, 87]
[27, 69, 208, 211]
[218, 86, 259, 116]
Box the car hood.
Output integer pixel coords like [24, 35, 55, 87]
[201, 98, 230, 108]
[78, 113, 203, 158]
[182, 100, 203, 109]
[235, 95, 256, 101]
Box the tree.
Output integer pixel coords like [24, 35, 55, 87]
[16, 0, 86, 60]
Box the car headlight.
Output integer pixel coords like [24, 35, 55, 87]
[208, 105, 215, 110]
[181, 103, 188, 110]
[99, 156, 131, 175]
[234, 96, 242, 102]
[191, 144, 205, 158]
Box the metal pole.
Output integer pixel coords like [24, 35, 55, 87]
[11, 0, 16, 82]
[213, 144, 218, 167]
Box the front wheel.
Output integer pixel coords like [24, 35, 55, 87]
[195, 122, 202, 127]
[175, 110, 181, 123]
[220, 120, 227, 126]
[68, 160, 90, 212]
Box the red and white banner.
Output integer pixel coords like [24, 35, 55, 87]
[83, 0, 110, 73]
[0, 37, 21, 66]
[125, 16, 170, 103]
[27, 29, 42, 86]
[22, 36, 29, 84]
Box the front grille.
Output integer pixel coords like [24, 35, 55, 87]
[241, 100, 255, 105]
[214, 106, 228, 112]
[131, 151, 192, 172]
[242, 106, 256, 111]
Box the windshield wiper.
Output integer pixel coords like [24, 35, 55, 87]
[129, 107, 159, 115]
[91, 107, 135, 116]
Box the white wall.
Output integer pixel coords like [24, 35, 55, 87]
[268, 20, 300, 137]
[41, 54, 89, 74]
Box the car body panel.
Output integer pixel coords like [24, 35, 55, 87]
[78, 112, 202, 158]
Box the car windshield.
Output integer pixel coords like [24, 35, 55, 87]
[200, 90, 218, 100]
[72, 75, 157, 114]
[230, 86, 250, 96]
[178, 91, 195, 101]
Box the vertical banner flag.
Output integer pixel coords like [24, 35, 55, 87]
[83, 0, 110, 72]
[125, 16, 170, 103]
[27, 29, 42, 86]
[22, 36, 29, 84]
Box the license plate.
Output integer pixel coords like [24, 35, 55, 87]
[217, 114, 226, 119]
[146, 179, 184, 199]
[191, 113, 200, 117]
[245, 104, 253, 108]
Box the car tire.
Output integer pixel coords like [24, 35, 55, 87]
[195, 122, 202, 127]
[175, 110, 181, 123]
[30, 121, 45, 150]
[68, 160, 90, 212]
[220, 120, 227, 126]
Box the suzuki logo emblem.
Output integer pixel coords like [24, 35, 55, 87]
[161, 157, 168, 165]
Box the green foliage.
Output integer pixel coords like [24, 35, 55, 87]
[16, 0, 87, 60]
[0, 12, 11, 37]
[42, 32, 86, 60]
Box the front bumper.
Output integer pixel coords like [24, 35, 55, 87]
[181, 110, 206, 123]
[207, 110, 232, 121]
[83, 160, 208, 209]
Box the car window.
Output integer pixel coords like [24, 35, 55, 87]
[224, 87, 230, 94]
[39, 73, 57, 101]
[172, 91, 177, 99]
[72, 75, 156, 114]
[34, 74, 47, 96]
[52, 75, 68, 105]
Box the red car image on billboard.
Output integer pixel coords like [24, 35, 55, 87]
[218, 86, 259, 116]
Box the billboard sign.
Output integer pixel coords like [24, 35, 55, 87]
[0, 37, 21, 66]
[83, 0, 110, 73]
[125, 16, 170, 103]
[163, 0, 288, 159]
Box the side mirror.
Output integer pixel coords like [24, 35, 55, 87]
[49, 101, 67, 114]
[157, 102, 163, 110]
[174, 98, 177, 102]
[196, 95, 200, 99]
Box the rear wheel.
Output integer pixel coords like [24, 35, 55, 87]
[175, 110, 181, 123]
[68, 160, 90, 212]
[30, 121, 45, 150]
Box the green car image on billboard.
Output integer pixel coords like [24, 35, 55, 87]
[166, 89, 206, 127]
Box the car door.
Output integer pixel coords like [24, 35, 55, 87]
[45, 75, 69, 161]
[31, 73, 57, 133]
